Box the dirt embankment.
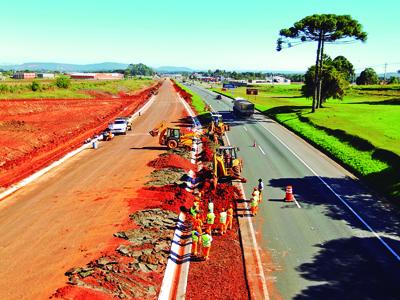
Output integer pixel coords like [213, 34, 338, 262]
[0, 83, 160, 189]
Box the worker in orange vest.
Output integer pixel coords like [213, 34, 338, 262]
[250, 196, 258, 216]
[226, 204, 234, 230]
[252, 187, 260, 202]
[201, 229, 213, 260]
[192, 214, 203, 234]
[219, 208, 227, 235]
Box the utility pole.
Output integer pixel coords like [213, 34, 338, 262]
[384, 62, 388, 82]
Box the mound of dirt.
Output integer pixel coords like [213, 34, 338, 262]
[147, 153, 194, 171]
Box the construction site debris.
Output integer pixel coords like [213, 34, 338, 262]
[53, 209, 177, 299]
[145, 167, 186, 186]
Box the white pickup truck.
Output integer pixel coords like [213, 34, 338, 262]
[108, 119, 128, 135]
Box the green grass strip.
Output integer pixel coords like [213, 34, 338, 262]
[174, 81, 207, 115]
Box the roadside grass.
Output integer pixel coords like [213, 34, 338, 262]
[174, 81, 207, 115]
[213, 84, 400, 201]
[0, 78, 154, 99]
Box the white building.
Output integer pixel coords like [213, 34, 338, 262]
[37, 73, 55, 79]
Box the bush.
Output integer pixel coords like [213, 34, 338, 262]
[0, 84, 9, 93]
[56, 75, 71, 88]
[31, 80, 40, 91]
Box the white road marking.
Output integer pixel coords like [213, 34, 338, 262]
[244, 126, 248, 132]
[260, 122, 400, 262]
[258, 145, 266, 155]
[292, 196, 302, 209]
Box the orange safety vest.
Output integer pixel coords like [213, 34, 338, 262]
[227, 208, 234, 217]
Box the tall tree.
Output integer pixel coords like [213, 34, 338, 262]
[126, 63, 154, 76]
[277, 14, 367, 112]
[302, 55, 349, 105]
[332, 55, 355, 82]
[356, 68, 379, 85]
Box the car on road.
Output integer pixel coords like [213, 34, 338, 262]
[216, 94, 222, 100]
[108, 119, 128, 135]
[115, 117, 132, 130]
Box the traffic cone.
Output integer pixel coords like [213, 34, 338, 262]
[253, 140, 256, 147]
[285, 185, 294, 202]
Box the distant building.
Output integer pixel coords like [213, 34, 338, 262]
[69, 73, 124, 80]
[265, 75, 291, 84]
[37, 73, 55, 79]
[13, 72, 36, 79]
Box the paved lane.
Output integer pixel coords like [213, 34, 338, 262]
[188, 84, 400, 300]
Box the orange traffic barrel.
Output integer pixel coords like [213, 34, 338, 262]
[285, 185, 294, 202]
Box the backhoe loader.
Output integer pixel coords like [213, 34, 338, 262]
[213, 146, 246, 182]
[149, 121, 199, 149]
[208, 113, 230, 137]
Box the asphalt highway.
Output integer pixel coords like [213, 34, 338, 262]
[187, 83, 400, 300]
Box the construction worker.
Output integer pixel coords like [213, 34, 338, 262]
[189, 202, 199, 220]
[206, 209, 215, 232]
[201, 229, 213, 260]
[106, 131, 113, 141]
[250, 196, 258, 216]
[252, 187, 260, 203]
[258, 178, 264, 202]
[251, 187, 260, 200]
[208, 199, 214, 213]
[193, 214, 203, 234]
[191, 230, 200, 257]
[219, 208, 227, 235]
[226, 204, 234, 230]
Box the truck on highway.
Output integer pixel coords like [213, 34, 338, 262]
[233, 98, 254, 117]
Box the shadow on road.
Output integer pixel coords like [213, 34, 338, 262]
[269, 176, 400, 239]
[293, 236, 400, 300]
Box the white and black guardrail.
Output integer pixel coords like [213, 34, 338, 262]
[158, 94, 203, 300]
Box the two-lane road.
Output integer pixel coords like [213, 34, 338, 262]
[188, 83, 400, 300]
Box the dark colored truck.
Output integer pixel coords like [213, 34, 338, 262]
[233, 98, 254, 117]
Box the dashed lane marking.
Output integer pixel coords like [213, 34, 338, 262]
[260, 122, 400, 262]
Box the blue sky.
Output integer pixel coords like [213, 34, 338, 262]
[1, 0, 399, 72]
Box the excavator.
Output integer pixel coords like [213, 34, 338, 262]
[149, 121, 199, 149]
[208, 113, 230, 137]
[213, 146, 246, 182]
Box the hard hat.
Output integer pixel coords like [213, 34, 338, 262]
[232, 160, 239, 167]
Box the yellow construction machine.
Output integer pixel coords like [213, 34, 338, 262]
[149, 121, 198, 149]
[208, 113, 230, 137]
[213, 146, 246, 182]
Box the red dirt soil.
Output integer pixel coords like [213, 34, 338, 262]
[0, 83, 160, 189]
[51, 286, 113, 300]
[186, 219, 249, 300]
[148, 153, 194, 171]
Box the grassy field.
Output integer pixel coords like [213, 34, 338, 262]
[174, 81, 207, 115]
[213, 84, 400, 201]
[0, 78, 155, 99]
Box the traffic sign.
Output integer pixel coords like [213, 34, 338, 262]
[223, 83, 235, 89]
[246, 88, 258, 95]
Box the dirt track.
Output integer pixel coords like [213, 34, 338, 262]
[0, 80, 186, 299]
